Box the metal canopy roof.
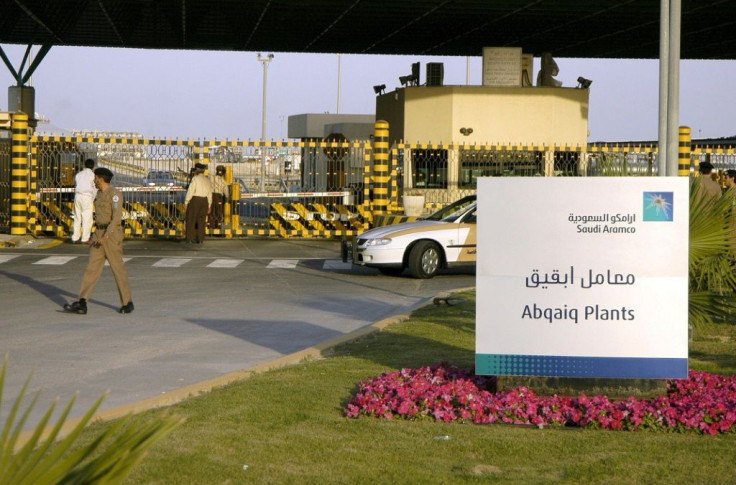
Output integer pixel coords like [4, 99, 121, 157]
[0, 0, 734, 59]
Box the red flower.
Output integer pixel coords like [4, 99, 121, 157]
[346, 365, 736, 434]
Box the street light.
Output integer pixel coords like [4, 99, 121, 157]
[257, 52, 274, 192]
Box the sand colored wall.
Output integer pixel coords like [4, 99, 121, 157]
[376, 86, 589, 146]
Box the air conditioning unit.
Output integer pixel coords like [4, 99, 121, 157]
[426, 63, 444, 86]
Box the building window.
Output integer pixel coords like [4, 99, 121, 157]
[553, 151, 580, 176]
[459, 149, 543, 187]
[412, 149, 447, 188]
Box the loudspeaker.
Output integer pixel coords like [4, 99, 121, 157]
[426, 63, 444, 86]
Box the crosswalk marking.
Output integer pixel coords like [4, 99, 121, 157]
[152, 258, 191, 268]
[267, 259, 298, 269]
[0, 255, 357, 272]
[207, 259, 244, 268]
[105, 257, 133, 266]
[33, 256, 78, 265]
[323, 259, 352, 270]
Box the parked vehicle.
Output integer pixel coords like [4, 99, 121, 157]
[143, 170, 176, 187]
[351, 195, 477, 278]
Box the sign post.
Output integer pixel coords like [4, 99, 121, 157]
[476, 177, 689, 379]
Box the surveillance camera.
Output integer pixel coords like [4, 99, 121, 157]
[577, 77, 592, 89]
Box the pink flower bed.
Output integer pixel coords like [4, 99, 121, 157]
[346, 364, 736, 434]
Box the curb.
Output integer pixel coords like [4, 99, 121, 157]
[0, 235, 63, 249]
[0, 235, 33, 248]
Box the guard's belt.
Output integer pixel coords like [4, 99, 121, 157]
[96, 223, 109, 229]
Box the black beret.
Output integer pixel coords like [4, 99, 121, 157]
[94, 167, 114, 179]
[194, 163, 207, 171]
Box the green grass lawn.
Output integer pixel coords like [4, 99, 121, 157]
[75, 289, 736, 484]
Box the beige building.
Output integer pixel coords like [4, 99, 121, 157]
[375, 85, 590, 196]
[376, 85, 589, 146]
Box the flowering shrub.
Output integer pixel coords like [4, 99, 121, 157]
[346, 364, 736, 434]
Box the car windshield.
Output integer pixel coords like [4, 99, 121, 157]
[424, 195, 477, 222]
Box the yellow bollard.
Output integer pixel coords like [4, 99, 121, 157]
[678, 126, 692, 177]
[11, 112, 29, 235]
[372, 120, 390, 215]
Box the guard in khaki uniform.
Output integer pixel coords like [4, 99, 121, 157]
[64, 167, 134, 315]
[184, 162, 212, 245]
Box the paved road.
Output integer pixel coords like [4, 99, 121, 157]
[0, 236, 474, 431]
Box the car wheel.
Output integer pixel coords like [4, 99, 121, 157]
[378, 267, 404, 277]
[408, 241, 441, 279]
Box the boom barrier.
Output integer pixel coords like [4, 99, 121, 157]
[35, 186, 366, 239]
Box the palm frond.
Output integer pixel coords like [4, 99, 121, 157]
[0, 355, 184, 485]
[688, 178, 736, 330]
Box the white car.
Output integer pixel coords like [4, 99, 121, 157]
[352, 195, 477, 278]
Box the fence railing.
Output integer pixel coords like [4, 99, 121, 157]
[1, 122, 735, 239]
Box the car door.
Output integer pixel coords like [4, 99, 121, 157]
[445, 206, 477, 264]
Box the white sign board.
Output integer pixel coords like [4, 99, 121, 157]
[482, 47, 522, 87]
[476, 177, 689, 379]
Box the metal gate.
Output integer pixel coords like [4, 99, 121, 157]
[28, 135, 373, 239]
[0, 138, 10, 232]
[6, 129, 735, 240]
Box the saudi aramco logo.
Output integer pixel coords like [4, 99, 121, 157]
[643, 192, 674, 221]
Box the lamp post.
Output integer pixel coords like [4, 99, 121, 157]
[257, 53, 274, 192]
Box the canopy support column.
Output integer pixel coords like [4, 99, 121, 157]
[658, 0, 681, 176]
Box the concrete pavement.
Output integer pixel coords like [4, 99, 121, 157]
[0, 233, 474, 439]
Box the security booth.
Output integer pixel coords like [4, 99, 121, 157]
[376, 82, 590, 203]
[287, 113, 375, 197]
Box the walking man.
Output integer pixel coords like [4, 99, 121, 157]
[184, 163, 212, 245]
[71, 158, 97, 243]
[64, 167, 134, 315]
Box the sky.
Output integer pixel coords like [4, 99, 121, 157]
[1, 44, 735, 142]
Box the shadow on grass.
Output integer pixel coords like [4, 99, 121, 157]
[408, 290, 477, 336]
[688, 350, 736, 374]
[330, 330, 475, 370]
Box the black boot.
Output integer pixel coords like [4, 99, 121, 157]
[118, 301, 134, 314]
[63, 298, 87, 314]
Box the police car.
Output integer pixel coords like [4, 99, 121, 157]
[352, 195, 476, 278]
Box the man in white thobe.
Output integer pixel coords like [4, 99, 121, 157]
[71, 158, 98, 243]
